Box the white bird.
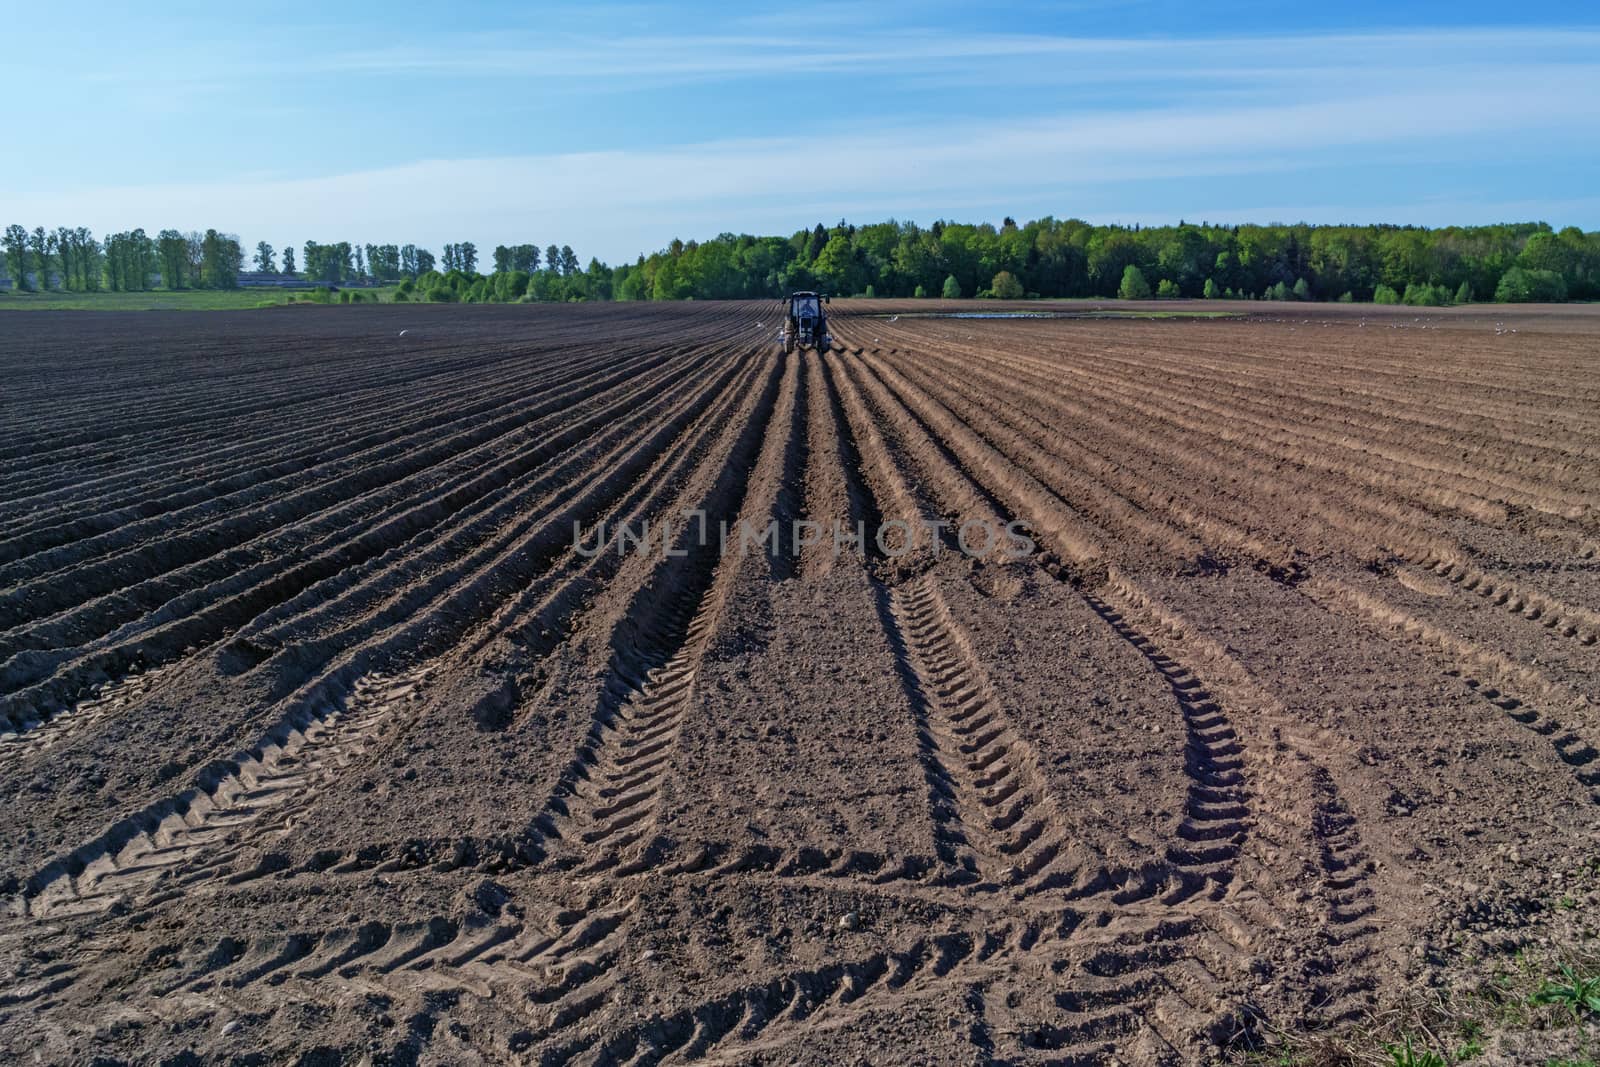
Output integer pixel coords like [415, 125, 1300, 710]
[399, 329, 408, 337]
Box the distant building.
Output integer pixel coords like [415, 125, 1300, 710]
[0, 271, 53, 290]
[237, 271, 385, 289]
[237, 271, 309, 289]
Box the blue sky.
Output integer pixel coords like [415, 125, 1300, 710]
[8, 1, 1600, 263]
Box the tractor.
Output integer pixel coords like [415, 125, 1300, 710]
[778, 291, 831, 354]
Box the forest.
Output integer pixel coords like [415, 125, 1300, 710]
[4, 219, 1595, 305]
[600, 219, 1596, 306]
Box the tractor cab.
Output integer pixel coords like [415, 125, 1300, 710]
[779, 291, 831, 354]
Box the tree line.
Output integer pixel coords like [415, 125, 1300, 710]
[387, 219, 1598, 306]
[4, 226, 249, 292]
[1, 224, 588, 296]
[391, 244, 596, 303]
[608, 219, 1599, 305]
[6, 218, 1597, 303]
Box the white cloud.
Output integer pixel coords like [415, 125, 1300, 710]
[49, 23, 1600, 95]
[10, 71, 1597, 261]
[8, 19, 1599, 258]
[311, 26, 1600, 84]
[1135, 196, 1600, 230]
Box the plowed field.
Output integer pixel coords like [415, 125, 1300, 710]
[2, 301, 1597, 1065]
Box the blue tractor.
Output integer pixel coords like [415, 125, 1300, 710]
[779, 291, 831, 354]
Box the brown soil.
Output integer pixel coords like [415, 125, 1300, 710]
[1, 300, 1597, 1065]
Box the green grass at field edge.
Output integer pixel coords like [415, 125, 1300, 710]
[0, 288, 397, 311]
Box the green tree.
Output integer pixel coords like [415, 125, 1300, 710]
[1495, 267, 1567, 303]
[1156, 226, 1209, 293]
[1156, 278, 1180, 298]
[281, 245, 297, 275]
[79, 229, 102, 291]
[491, 269, 525, 301]
[1091, 230, 1143, 294]
[1454, 281, 1472, 304]
[1118, 265, 1151, 300]
[812, 235, 860, 295]
[913, 284, 928, 298]
[941, 274, 962, 299]
[303, 241, 352, 284]
[368, 244, 400, 279]
[1516, 231, 1576, 278]
[52, 226, 97, 291]
[102, 229, 153, 291]
[1373, 284, 1401, 304]
[584, 257, 612, 300]
[29, 227, 50, 289]
[991, 270, 1024, 299]
[49, 229, 68, 290]
[183, 217, 1593, 308]
[101, 232, 125, 291]
[1402, 282, 1446, 306]
[4, 224, 31, 290]
[185, 232, 205, 286]
[611, 259, 645, 301]
[157, 230, 188, 289]
[254, 241, 275, 273]
[200, 230, 241, 288]
[59, 227, 80, 291]
[1202, 277, 1220, 299]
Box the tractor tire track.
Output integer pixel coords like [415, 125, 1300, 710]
[6, 341, 764, 914]
[0, 341, 746, 741]
[1081, 588, 1250, 900]
[529, 347, 790, 873]
[1304, 575, 1600, 805]
[18, 666, 430, 918]
[887, 575, 1078, 893]
[819, 351, 1085, 894]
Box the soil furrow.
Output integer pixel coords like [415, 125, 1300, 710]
[528, 347, 788, 872]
